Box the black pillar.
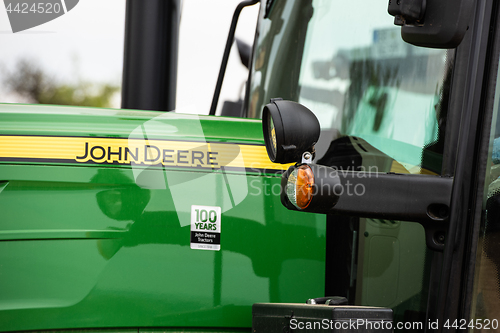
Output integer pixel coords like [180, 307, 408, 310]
[121, 0, 180, 111]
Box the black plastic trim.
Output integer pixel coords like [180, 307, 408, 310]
[436, 0, 494, 328]
[281, 166, 453, 251]
[461, 0, 500, 324]
[121, 0, 180, 111]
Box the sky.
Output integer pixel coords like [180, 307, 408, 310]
[0, 0, 259, 114]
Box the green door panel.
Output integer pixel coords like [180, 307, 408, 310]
[0, 105, 326, 332]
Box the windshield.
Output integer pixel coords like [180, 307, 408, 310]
[248, 0, 452, 175]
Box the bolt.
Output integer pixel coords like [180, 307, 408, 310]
[434, 232, 446, 245]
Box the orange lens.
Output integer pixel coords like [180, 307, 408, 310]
[285, 164, 315, 209]
[296, 165, 314, 209]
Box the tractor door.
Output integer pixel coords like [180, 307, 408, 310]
[246, 0, 500, 330]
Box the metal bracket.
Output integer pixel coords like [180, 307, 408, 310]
[301, 151, 313, 164]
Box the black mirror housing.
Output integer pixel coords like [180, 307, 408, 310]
[262, 99, 320, 164]
[389, 0, 474, 49]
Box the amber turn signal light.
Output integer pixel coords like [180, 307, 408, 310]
[281, 164, 341, 212]
[286, 164, 314, 209]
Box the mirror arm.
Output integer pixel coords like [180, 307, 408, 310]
[209, 0, 259, 116]
[335, 173, 453, 251]
[336, 172, 453, 251]
[283, 170, 454, 251]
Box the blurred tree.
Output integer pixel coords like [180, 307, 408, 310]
[2, 59, 119, 108]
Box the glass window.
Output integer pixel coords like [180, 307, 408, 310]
[248, 0, 452, 175]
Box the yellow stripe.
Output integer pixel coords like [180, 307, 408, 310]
[0, 136, 441, 175]
[0, 136, 293, 172]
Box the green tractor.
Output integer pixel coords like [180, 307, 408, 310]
[2, 0, 500, 332]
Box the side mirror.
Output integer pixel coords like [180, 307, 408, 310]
[388, 0, 474, 48]
[262, 98, 320, 164]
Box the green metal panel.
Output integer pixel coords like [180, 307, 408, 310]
[0, 104, 326, 332]
[0, 104, 263, 144]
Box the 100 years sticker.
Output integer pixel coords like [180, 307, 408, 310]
[190, 205, 221, 251]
